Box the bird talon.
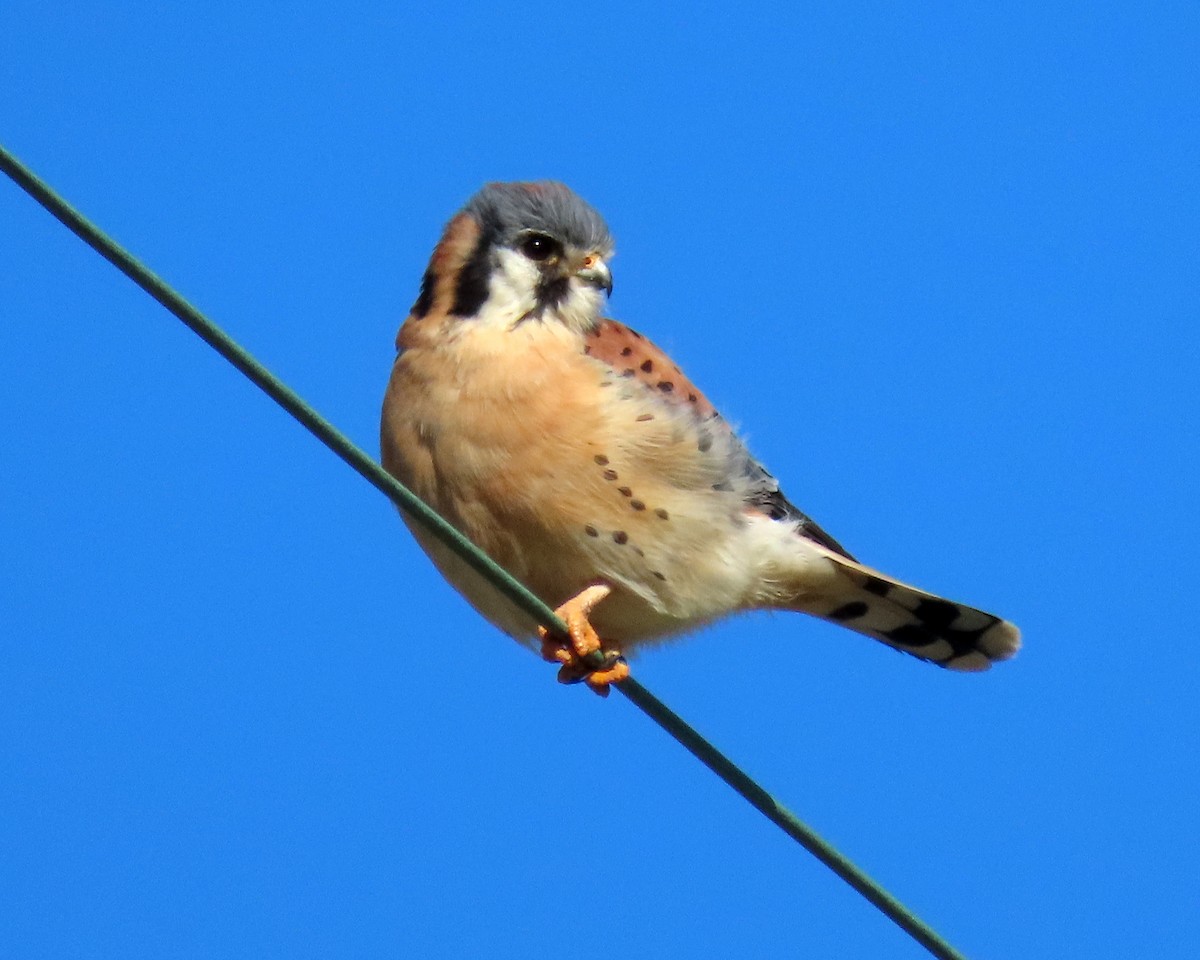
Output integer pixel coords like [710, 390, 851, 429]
[538, 585, 627, 693]
[556, 652, 628, 696]
[539, 631, 572, 665]
[583, 653, 630, 697]
[555, 662, 591, 685]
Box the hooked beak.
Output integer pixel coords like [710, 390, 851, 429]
[575, 257, 613, 298]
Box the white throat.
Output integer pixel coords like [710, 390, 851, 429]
[478, 248, 606, 334]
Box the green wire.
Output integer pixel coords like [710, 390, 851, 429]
[1, 142, 970, 960]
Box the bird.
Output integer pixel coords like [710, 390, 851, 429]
[380, 182, 1020, 695]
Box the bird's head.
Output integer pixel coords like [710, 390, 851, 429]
[411, 181, 614, 334]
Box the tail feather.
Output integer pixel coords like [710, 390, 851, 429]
[801, 549, 1021, 671]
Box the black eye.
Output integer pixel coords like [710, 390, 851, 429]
[518, 233, 561, 261]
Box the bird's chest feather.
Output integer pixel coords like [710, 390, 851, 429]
[381, 317, 761, 639]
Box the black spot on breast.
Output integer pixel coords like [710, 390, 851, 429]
[652, 571, 667, 581]
[640, 359, 654, 373]
[584, 525, 599, 537]
[594, 454, 609, 465]
[621, 346, 633, 356]
[622, 369, 636, 378]
[617, 486, 632, 497]
[630, 500, 646, 511]
[583, 345, 592, 355]
[698, 434, 713, 453]
[657, 381, 674, 393]
[411, 268, 435, 318]
[613, 531, 629, 544]
[636, 413, 654, 422]
[654, 508, 669, 520]
[828, 601, 869, 622]
[603, 469, 619, 481]
[688, 393, 698, 403]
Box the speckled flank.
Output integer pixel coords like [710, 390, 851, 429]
[578, 319, 854, 561]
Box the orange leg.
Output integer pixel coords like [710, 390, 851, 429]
[537, 584, 630, 697]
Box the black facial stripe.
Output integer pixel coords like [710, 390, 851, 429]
[535, 275, 570, 311]
[451, 228, 496, 317]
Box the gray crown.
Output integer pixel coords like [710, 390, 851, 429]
[462, 181, 613, 253]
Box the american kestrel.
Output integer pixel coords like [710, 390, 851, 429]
[381, 182, 1020, 694]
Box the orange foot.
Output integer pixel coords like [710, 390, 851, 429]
[538, 584, 630, 697]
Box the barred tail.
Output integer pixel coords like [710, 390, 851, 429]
[798, 548, 1021, 671]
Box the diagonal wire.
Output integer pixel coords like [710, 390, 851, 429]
[1, 142, 970, 960]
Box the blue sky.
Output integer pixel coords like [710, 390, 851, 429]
[2, 3, 1197, 957]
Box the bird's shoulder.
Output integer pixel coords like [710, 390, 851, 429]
[582, 318, 718, 416]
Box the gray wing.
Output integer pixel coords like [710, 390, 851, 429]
[741, 456, 857, 561]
